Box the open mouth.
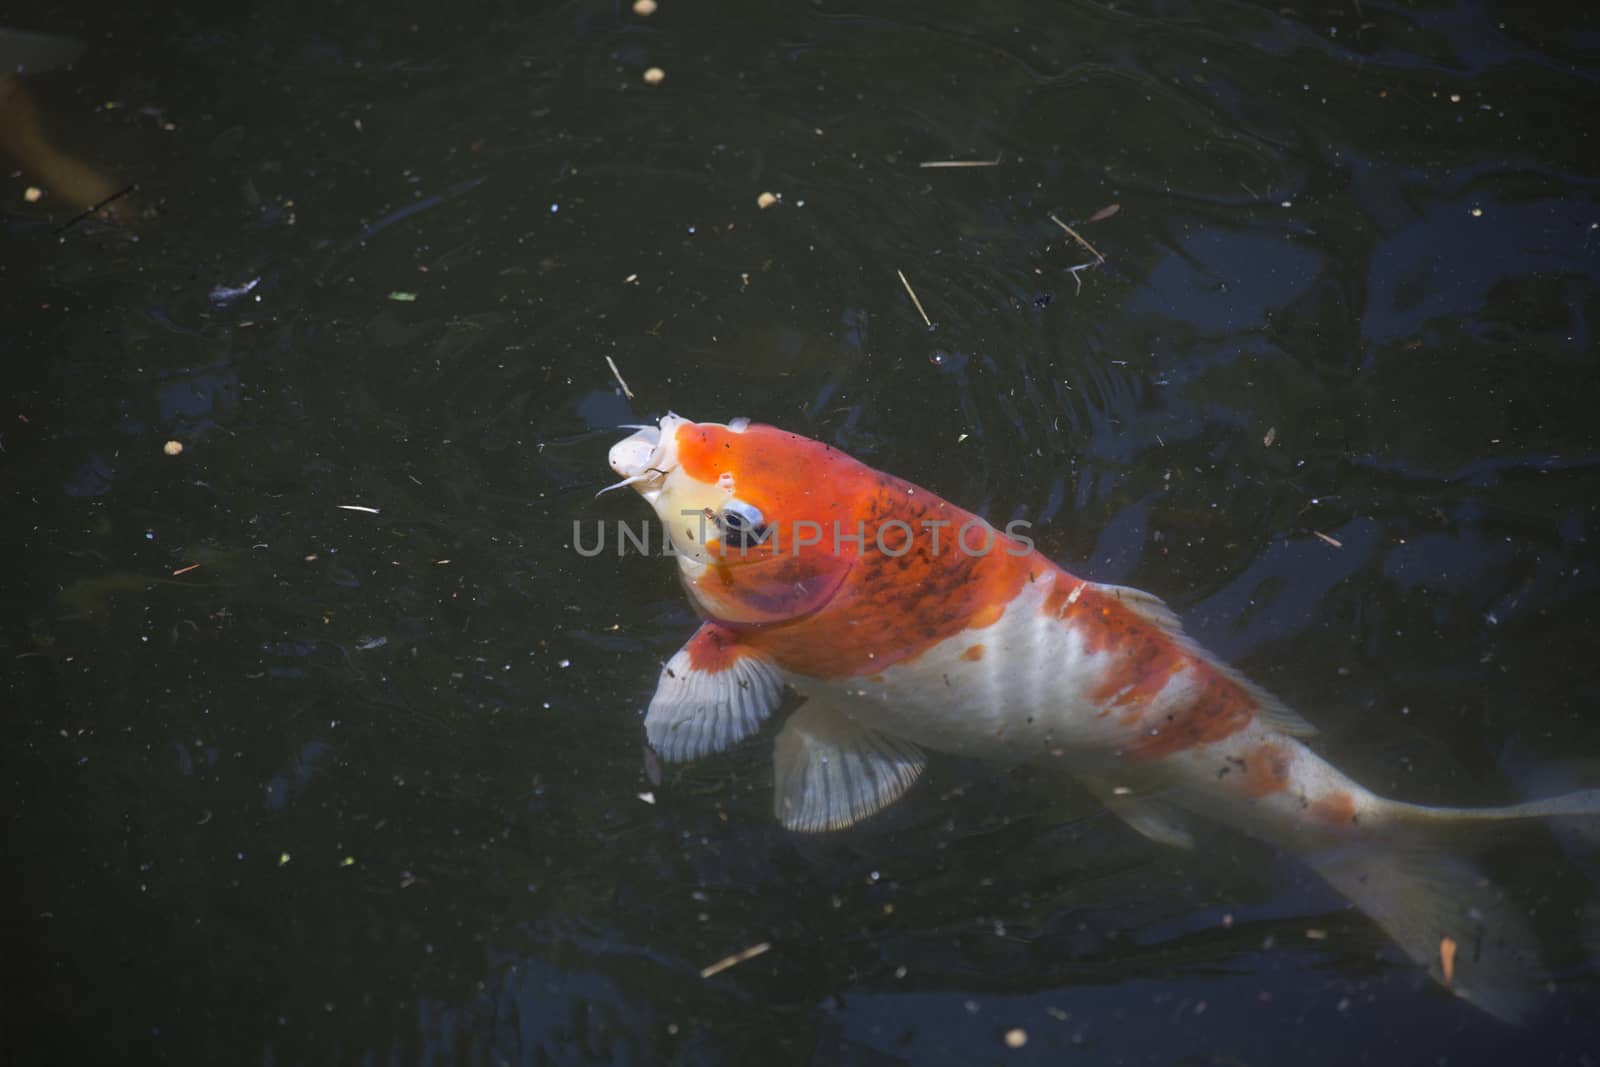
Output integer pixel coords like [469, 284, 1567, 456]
[600, 414, 684, 496]
[608, 424, 660, 478]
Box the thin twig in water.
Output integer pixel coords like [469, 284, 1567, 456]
[918, 155, 1002, 169]
[896, 269, 933, 329]
[1048, 213, 1105, 264]
[1065, 262, 1094, 295]
[605, 355, 636, 399]
[700, 941, 771, 979]
[1313, 531, 1343, 549]
[54, 183, 138, 235]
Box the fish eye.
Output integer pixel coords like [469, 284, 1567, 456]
[720, 499, 769, 548]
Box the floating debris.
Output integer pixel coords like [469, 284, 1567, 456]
[1263, 426, 1277, 447]
[54, 182, 139, 236]
[896, 269, 933, 329]
[171, 563, 201, 577]
[1304, 927, 1328, 940]
[638, 791, 656, 805]
[1440, 935, 1457, 987]
[387, 291, 418, 302]
[756, 191, 779, 209]
[1312, 531, 1343, 549]
[1086, 203, 1121, 223]
[163, 439, 184, 456]
[643, 67, 665, 86]
[278, 852, 292, 867]
[337, 505, 381, 514]
[918, 155, 1002, 169]
[633, 0, 657, 13]
[23, 187, 42, 203]
[1047, 212, 1106, 264]
[209, 277, 260, 305]
[1004, 1028, 1028, 1049]
[700, 941, 771, 978]
[605, 355, 636, 399]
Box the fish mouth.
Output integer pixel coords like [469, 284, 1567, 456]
[601, 413, 686, 496]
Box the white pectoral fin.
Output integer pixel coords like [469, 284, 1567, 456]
[644, 624, 784, 762]
[773, 701, 926, 832]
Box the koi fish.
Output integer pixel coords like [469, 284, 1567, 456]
[606, 413, 1599, 1022]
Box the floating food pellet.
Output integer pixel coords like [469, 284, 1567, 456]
[1004, 1028, 1028, 1049]
[1470, 206, 1483, 217]
[643, 67, 665, 85]
[23, 187, 43, 203]
[756, 191, 778, 209]
[163, 440, 184, 456]
[633, 0, 657, 13]
[278, 852, 292, 867]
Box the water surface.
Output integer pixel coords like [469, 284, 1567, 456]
[4, 1, 1599, 1063]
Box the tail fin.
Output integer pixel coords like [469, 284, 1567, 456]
[1391, 788, 1600, 829]
[1304, 786, 1600, 1024]
[1307, 843, 1544, 1023]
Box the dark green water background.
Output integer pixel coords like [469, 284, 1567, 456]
[4, 1, 1599, 1063]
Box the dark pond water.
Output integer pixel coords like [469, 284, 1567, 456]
[5, 1, 1599, 1063]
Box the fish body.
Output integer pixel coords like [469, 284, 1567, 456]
[607, 413, 1599, 1021]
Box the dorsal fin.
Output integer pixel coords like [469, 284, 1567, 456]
[1089, 581, 1319, 739]
[1090, 582, 1183, 631]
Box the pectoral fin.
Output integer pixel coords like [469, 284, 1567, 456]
[773, 701, 926, 832]
[645, 623, 784, 762]
[1079, 775, 1195, 850]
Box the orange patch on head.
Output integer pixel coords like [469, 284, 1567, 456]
[961, 643, 985, 662]
[1308, 789, 1357, 828]
[737, 475, 1037, 678]
[666, 420, 1040, 679]
[1236, 742, 1293, 798]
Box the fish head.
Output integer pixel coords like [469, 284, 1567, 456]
[607, 414, 863, 624]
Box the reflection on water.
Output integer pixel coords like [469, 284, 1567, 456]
[4, 0, 1598, 1062]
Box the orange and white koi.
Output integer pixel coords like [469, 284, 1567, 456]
[607, 413, 1599, 1022]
